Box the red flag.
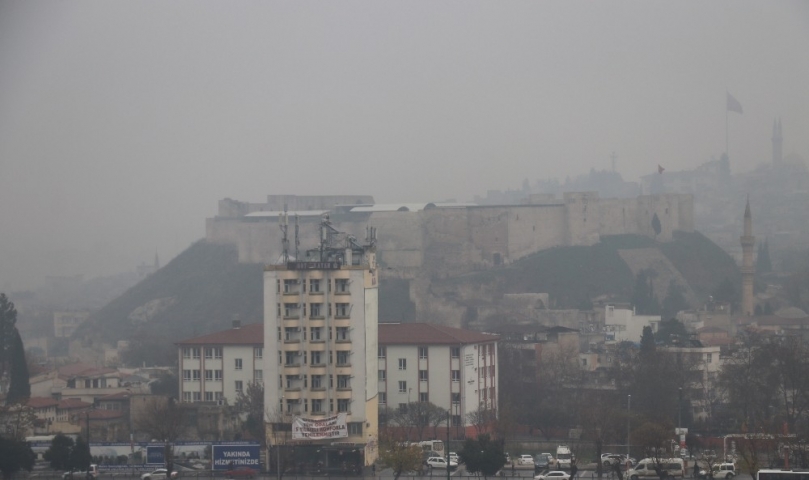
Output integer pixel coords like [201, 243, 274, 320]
[658, 164, 665, 174]
[727, 92, 743, 114]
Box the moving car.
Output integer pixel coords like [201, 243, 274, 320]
[602, 454, 627, 467]
[63, 465, 99, 480]
[700, 463, 735, 479]
[426, 457, 458, 469]
[556, 446, 573, 470]
[519, 455, 535, 465]
[535, 471, 571, 480]
[224, 467, 258, 478]
[627, 458, 684, 480]
[535, 453, 553, 470]
[141, 469, 179, 480]
[449, 452, 459, 464]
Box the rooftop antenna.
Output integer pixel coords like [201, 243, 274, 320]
[294, 213, 300, 260]
[279, 204, 289, 263]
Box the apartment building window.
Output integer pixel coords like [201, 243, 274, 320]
[204, 348, 213, 359]
[182, 392, 191, 402]
[213, 347, 222, 359]
[398, 358, 407, 370]
[452, 393, 460, 405]
[336, 327, 349, 341]
[192, 370, 200, 381]
[183, 348, 191, 358]
[283, 279, 296, 293]
[311, 303, 322, 318]
[204, 392, 213, 402]
[284, 327, 297, 341]
[312, 375, 323, 389]
[311, 327, 322, 341]
[419, 370, 428, 381]
[330, 374, 334, 388]
[278, 350, 282, 364]
[330, 399, 334, 412]
[378, 370, 386, 381]
[235, 358, 243, 370]
[276, 279, 281, 293]
[310, 279, 321, 293]
[235, 381, 243, 393]
[304, 399, 308, 412]
[303, 351, 307, 364]
[419, 392, 429, 403]
[336, 279, 349, 293]
[284, 303, 297, 318]
[398, 381, 407, 393]
[335, 303, 350, 317]
[418, 346, 428, 359]
[348, 422, 362, 435]
[707, 353, 713, 363]
[279, 375, 283, 388]
[311, 351, 322, 365]
[337, 351, 349, 366]
[312, 399, 323, 413]
[254, 370, 263, 383]
[451, 370, 460, 382]
[451, 347, 460, 358]
[303, 375, 308, 388]
[183, 370, 191, 382]
[337, 375, 350, 389]
[277, 327, 282, 340]
[193, 392, 201, 402]
[214, 392, 223, 401]
[204, 370, 213, 381]
[379, 393, 387, 405]
[338, 399, 350, 413]
[254, 347, 263, 359]
[214, 370, 222, 381]
[378, 346, 386, 358]
[285, 352, 296, 365]
[277, 303, 281, 316]
[192, 348, 200, 359]
[302, 304, 306, 317]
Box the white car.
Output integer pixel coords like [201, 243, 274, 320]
[535, 471, 571, 480]
[449, 452, 459, 464]
[141, 469, 179, 480]
[519, 455, 535, 465]
[426, 457, 458, 469]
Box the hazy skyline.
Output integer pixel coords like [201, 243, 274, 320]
[1, 1, 808, 289]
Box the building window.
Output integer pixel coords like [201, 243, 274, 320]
[419, 392, 429, 402]
[707, 353, 713, 363]
[451, 370, 460, 382]
[192, 370, 200, 381]
[419, 370, 428, 381]
[311, 327, 322, 341]
[204, 348, 213, 359]
[283, 279, 296, 293]
[277, 303, 281, 316]
[276, 279, 280, 293]
[204, 392, 213, 402]
[335, 303, 350, 317]
[279, 375, 283, 388]
[338, 375, 351, 389]
[214, 347, 222, 359]
[183, 370, 191, 382]
[304, 399, 308, 412]
[311, 303, 322, 317]
[378, 346, 386, 358]
[310, 279, 321, 293]
[348, 422, 362, 435]
[235, 358, 243, 370]
[329, 374, 334, 388]
[312, 375, 323, 389]
[192, 392, 201, 402]
[398, 381, 407, 393]
[418, 346, 428, 359]
[451, 347, 460, 358]
[338, 399, 350, 413]
[285, 352, 296, 365]
[235, 380, 243, 393]
[183, 348, 191, 359]
[214, 392, 223, 401]
[204, 370, 213, 381]
[336, 327, 349, 341]
[254, 347, 263, 359]
[336, 279, 349, 293]
[214, 370, 222, 381]
[277, 327, 282, 340]
[284, 303, 297, 318]
[311, 351, 322, 365]
[452, 393, 460, 404]
[192, 348, 200, 359]
[379, 392, 387, 404]
[337, 351, 349, 365]
[182, 392, 191, 402]
[312, 399, 323, 413]
[254, 370, 263, 383]
[398, 358, 407, 370]
[378, 370, 386, 381]
[330, 399, 334, 412]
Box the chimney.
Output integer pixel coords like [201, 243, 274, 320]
[232, 314, 241, 329]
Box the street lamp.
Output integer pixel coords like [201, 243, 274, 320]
[627, 395, 631, 459]
[277, 396, 284, 480]
[678, 387, 682, 429]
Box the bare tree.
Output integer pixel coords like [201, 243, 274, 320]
[134, 396, 185, 480]
[466, 405, 497, 437]
[377, 426, 424, 480]
[265, 406, 294, 479]
[390, 402, 445, 441]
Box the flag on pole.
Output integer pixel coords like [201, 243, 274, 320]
[658, 164, 665, 174]
[727, 93, 743, 114]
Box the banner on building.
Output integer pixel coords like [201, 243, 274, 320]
[212, 444, 261, 470]
[291, 413, 348, 440]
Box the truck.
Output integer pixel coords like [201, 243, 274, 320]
[556, 446, 573, 470]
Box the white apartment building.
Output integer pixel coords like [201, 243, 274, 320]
[378, 323, 499, 438]
[604, 305, 661, 343]
[263, 220, 379, 469]
[661, 344, 722, 421]
[176, 321, 264, 405]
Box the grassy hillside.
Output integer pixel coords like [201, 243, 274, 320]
[75, 241, 263, 356]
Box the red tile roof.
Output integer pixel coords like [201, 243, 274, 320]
[89, 409, 124, 420]
[58, 399, 92, 410]
[379, 323, 499, 345]
[27, 397, 59, 409]
[176, 323, 264, 346]
[58, 363, 117, 379]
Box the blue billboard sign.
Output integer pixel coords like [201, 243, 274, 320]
[211, 444, 261, 471]
[146, 446, 165, 465]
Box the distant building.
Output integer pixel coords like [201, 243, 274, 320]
[53, 311, 90, 338]
[604, 305, 660, 343]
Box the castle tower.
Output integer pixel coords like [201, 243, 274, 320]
[772, 118, 783, 165]
[740, 199, 755, 316]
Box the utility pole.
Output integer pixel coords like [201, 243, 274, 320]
[446, 409, 451, 480]
[627, 395, 631, 459]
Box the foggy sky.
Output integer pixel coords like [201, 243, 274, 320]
[1, 1, 808, 290]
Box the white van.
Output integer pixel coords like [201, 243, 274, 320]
[627, 458, 684, 480]
[556, 446, 573, 470]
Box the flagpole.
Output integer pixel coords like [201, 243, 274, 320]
[725, 91, 729, 158]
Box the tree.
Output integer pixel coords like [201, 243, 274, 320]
[712, 278, 739, 311]
[235, 381, 264, 442]
[640, 326, 656, 357]
[266, 406, 294, 479]
[655, 318, 688, 346]
[651, 214, 662, 238]
[458, 433, 506, 479]
[377, 428, 424, 480]
[632, 421, 674, 479]
[6, 329, 30, 404]
[577, 391, 625, 479]
[631, 270, 660, 315]
[69, 437, 92, 472]
[44, 434, 75, 470]
[149, 372, 179, 398]
[134, 397, 185, 480]
[660, 281, 689, 323]
[0, 294, 20, 402]
[0, 435, 35, 480]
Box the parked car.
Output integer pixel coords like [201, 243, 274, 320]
[224, 467, 258, 478]
[426, 457, 458, 469]
[141, 469, 179, 480]
[700, 463, 735, 479]
[63, 465, 99, 480]
[602, 454, 627, 467]
[627, 458, 684, 480]
[535, 453, 552, 470]
[535, 471, 571, 480]
[449, 452, 459, 464]
[519, 455, 535, 465]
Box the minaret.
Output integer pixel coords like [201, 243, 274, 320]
[772, 118, 783, 165]
[740, 199, 755, 316]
